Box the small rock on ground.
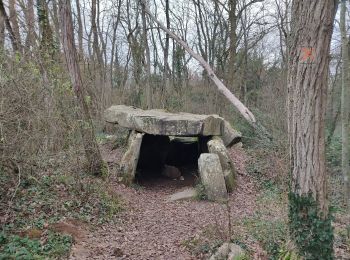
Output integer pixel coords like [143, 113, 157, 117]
[168, 188, 197, 201]
[209, 242, 244, 260]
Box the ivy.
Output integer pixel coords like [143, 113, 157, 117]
[288, 192, 334, 260]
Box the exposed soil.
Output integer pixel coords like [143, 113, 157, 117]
[69, 145, 268, 259]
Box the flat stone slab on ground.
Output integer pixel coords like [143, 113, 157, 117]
[168, 188, 197, 201]
[105, 105, 223, 136]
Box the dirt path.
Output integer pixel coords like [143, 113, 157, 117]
[69, 147, 261, 259]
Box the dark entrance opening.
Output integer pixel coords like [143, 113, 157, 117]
[135, 134, 210, 187]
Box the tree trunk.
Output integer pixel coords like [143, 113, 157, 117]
[109, 0, 122, 88]
[37, 0, 54, 56]
[9, 0, 21, 49]
[91, 0, 103, 66]
[0, 3, 4, 49]
[163, 0, 170, 107]
[227, 0, 237, 92]
[287, 0, 336, 258]
[141, 1, 152, 109]
[326, 102, 341, 146]
[340, 0, 350, 209]
[59, 0, 106, 176]
[24, 0, 36, 49]
[0, 0, 19, 51]
[75, 0, 84, 56]
[51, 0, 60, 47]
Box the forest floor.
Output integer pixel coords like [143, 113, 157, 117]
[1, 136, 349, 259]
[68, 140, 350, 259]
[70, 140, 350, 259]
[69, 145, 269, 259]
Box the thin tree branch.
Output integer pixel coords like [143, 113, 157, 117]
[139, 0, 257, 126]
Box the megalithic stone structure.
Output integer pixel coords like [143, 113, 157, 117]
[105, 105, 242, 201]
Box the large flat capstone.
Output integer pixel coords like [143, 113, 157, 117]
[105, 105, 223, 136]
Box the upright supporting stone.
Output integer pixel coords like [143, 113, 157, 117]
[120, 131, 144, 185]
[207, 137, 236, 192]
[221, 120, 242, 147]
[198, 153, 228, 201]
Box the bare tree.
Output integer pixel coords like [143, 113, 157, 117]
[50, 0, 60, 43]
[109, 0, 122, 88]
[340, 0, 350, 209]
[24, 0, 36, 50]
[228, 0, 237, 92]
[0, 0, 19, 51]
[59, 0, 106, 176]
[37, 0, 55, 55]
[140, 0, 257, 126]
[0, 3, 4, 48]
[287, 0, 336, 257]
[140, 1, 152, 109]
[9, 0, 21, 49]
[163, 0, 170, 102]
[91, 0, 103, 67]
[76, 0, 84, 56]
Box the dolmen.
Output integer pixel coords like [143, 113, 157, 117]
[104, 105, 241, 202]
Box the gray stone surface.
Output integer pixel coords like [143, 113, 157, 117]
[119, 131, 144, 185]
[208, 137, 236, 193]
[228, 244, 245, 260]
[209, 243, 244, 260]
[222, 120, 242, 147]
[168, 188, 197, 201]
[105, 105, 223, 136]
[198, 153, 228, 201]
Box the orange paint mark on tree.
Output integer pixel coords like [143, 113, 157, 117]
[301, 47, 315, 62]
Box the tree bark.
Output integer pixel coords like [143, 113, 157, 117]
[0, 0, 19, 51]
[141, 1, 152, 109]
[109, 0, 122, 88]
[326, 102, 341, 146]
[0, 3, 4, 49]
[37, 0, 54, 55]
[24, 0, 36, 49]
[227, 0, 237, 92]
[51, 0, 60, 47]
[91, 0, 103, 66]
[59, 0, 105, 176]
[287, 0, 336, 257]
[9, 0, 21, 49]
[340, 0, 350, 209]
[75, 0, 84, 56]
[163, 0, 170, 107]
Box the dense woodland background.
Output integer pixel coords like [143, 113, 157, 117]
[0, 0, 293, 171]
[0, 0, 349, 259]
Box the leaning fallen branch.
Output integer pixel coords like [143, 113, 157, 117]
[140, 1, 271, 140]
